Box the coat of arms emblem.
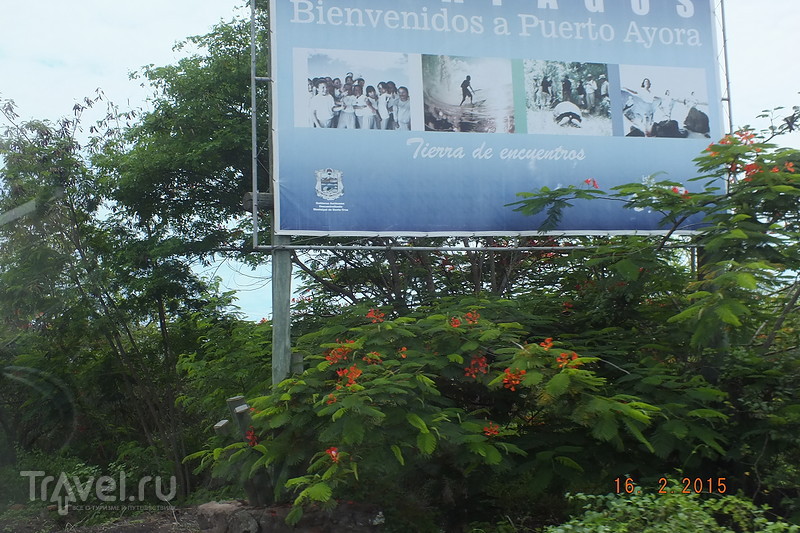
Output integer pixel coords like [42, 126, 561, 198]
[315, 168, 344, 201]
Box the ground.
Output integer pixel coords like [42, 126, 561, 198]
[0, 506, 201, 533]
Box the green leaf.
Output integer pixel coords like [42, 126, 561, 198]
[343, 416, 366, 444]
[390, 444, 405, 466]
[546, 372, 570, 397]
[286, 506, 303, 526]
[686, 409, 728, 420]
[668, 305, 701, 323]
[611, 258, 641, 281]
[555, 455, 584, 472]
[622, 419, 655, 453]
[714, 304, 742, 326]
[482, 444, 502, 465]
[417, 432, 436, 455]
[724, 229, 748, 239]
[304, 482, 332, 502]
[662, 420, 689, 439]
[460, 340, 480, 352]
[734, 272, 758, 290]
[522, 371, 543, 387]
[591, 414, 618, 441]
[447, 354, 464, 364]
[407, 413, 429, 433]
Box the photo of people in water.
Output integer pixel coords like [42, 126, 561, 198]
[422, 55, 515, 133]
[619, 64, 711, 138]
[523, 60, 612, 136]
[293, 48, 422, 130]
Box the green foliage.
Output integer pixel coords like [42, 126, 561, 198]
[545, 485, 799, 532]
[190, 297, 735, 529]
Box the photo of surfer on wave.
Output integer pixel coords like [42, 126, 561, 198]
[422, 55, 514, 133]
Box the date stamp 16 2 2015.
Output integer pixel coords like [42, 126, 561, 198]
[614, 476, 728, 495]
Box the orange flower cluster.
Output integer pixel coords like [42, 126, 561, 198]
[557, 352, 580, 369]
[464, 355, 488, 379]
[450, 317, 462, 328]
[362, 351, 382, 365]
[366, 308, 385, 323]
[325, 447, 340, 463]
[336, 365, 363, 387]
[539, 337, 554, 351]
[465, 311, 480, 325]
[502, 368, 526, 391]
[483, 422, 500, 437]
[736, 130, 755, 144]
[326, 394, 337, 405]
[584, 178, 600, 189]
[245, 426, 258, 447]
[325, 339, 355, 365]
[671, 186, 691, 200]
[398, 346, 408, 359]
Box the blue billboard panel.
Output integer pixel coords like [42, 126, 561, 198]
[270, 0, 722, 235]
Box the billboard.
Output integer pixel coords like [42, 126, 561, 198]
[269, 0, 723, 236]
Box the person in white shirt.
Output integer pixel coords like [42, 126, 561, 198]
[352, 85, 371, 129]
[395, 86, 411, 130]
[309, 81, 335, 128]
[377, 82, 393, 130]
[337, 84, 357, 129]
[362, 85, 380, 129]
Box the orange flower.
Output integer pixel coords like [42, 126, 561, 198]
[326, 394, 338, 405]
[584, 178, 600, 189]
[245, 426, 258, 447]
[450, 317, 462, 328]
[744, 163, 761, 178]
[362, 351, 382, 365]
[325, 339, 355, 365]
[557, 352, 581, 369]
[502, 368, 526, 391]
[464, 355, 488, 378]
[398, 346, 408, 359]
[325, 447, 340, 463]
[336, 365, 363, 387]
[366, 308, 385, 323]
[483, 422, 500, 437]
[465, 311, 480, 325]
[539, 337, 554, 351]
[786, 161, 796, 173]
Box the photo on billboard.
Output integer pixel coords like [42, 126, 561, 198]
[523, 60, 612, 136]
[422, 55, 515, 134]
[619, 64, 711, 138]
[292, 48, 424, 131]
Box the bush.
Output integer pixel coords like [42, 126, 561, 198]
[546, 486, 799, 533]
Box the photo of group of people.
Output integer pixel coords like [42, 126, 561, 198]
[524, 60, 613, 136]
[295, 49, 420, 130]
[619, 65, 711, 138]
[292, 49, 713, 140]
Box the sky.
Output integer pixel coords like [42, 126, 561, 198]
[1, 0, 798, 319]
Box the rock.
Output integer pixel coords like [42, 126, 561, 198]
[197, 500, 384, 533]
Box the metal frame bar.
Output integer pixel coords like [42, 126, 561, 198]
[252, 244, 695, 253]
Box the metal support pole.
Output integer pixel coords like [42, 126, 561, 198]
[250, 0, 260, 250]
[251, 0, 294, 385]
[271, 233, 294, 384]
[719, 0, 734, 134]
